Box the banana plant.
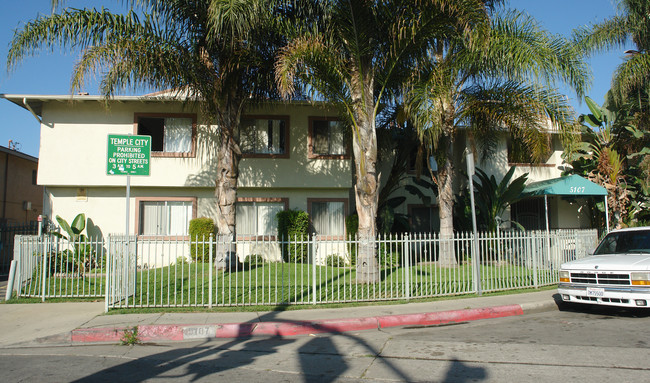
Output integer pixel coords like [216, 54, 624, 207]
[473, 167, 528, 232]
[51, 213, 97, 273]
[52, 213, 87, 242]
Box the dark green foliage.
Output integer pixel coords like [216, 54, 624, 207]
[277, 210, 309, 263]
[325, 254, 346, 267]
[243, 254, 266, 267]
[189, 217, 215, 262]
[378, 244, 400, 267]
[453, 189, 474, 232]
[345, 214, 359, 265]
[51, 214, 102, 273]
[473, 167, 528, 231]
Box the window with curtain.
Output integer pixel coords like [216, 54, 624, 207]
[238, 117, 287, 155]
[311, 201, 345, 236]
[236, 201, 284, 236]
[139, 200, 192, 236]
[311, 119, 346, 157]
[137, 116, 193, 154]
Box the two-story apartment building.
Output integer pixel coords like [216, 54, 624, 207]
[1, 93, 595, 250]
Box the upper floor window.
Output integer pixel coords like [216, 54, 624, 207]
[135, 113, 196, 157]
[309, 117, 349, 159]
[238, 116, 289, 158]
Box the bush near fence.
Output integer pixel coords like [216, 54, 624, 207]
[277, 210, 309, 263]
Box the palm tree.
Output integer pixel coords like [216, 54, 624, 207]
[405, 10, 589, 265]
[275, 0, 493, 282]
[573, 0, 650, 114]
[8, 0, 282, 266]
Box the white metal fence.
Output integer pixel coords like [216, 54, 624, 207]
[9, 229, 598, 309]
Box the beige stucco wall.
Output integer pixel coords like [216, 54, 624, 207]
[38, 100, 351, 189]
[44, 185, 352, 237]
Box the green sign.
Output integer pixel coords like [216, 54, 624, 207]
[107, 134, 151, 176]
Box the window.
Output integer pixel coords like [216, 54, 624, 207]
[409, 205, 440, 233]
[238, 116, 289, 157]
[32, 170, 37, 185]
[309, 117, 348, 158]
[135, 114, 196, 157]
[137, 198, 195, 236]
[236, 199, 287, 237]
[309, 199, 347, 236]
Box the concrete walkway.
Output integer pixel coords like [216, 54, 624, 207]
[0, 290, 561, 347]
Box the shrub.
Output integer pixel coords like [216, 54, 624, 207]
[345, 214, 359, 266]
[243, 254, 266, 267]
[325, 254, 346, 267]
[277, 210, 309, 263]
[189, 217, 215, 262]
[378, 244, 401, 267]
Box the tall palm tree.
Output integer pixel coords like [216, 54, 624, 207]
[573, 0, 650, 114]
[8, 0, 282, 265]
[275, 0, 493, 282]
[405, 10, 589, 265]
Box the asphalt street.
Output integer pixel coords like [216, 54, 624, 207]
[1, 303, 649, 382]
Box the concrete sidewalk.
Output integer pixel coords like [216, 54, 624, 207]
[0, 290, 561, 347]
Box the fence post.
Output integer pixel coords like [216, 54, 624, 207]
[14, 235, 23, 298]
[104, 236, 111, 313]
[208, 234, 213, 309]
[472, 231, 481, 295]
[41, 235, 48, 302]
[405, 233, 411, 300]
[312, 234, 317, 305]
[532, 233, 539, 288]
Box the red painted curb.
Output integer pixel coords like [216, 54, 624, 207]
[70, 304, 525, 343]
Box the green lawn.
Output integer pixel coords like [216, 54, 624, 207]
[17, 260, 557, 307]
[109, 261, 555, 308]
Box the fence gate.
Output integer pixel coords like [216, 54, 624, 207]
[0, 222, 38, 274]
[107, 235, 137, 308]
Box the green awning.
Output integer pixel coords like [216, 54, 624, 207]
[521, 174, 607, 197]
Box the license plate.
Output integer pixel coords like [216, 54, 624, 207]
[586, 287, 604, 297]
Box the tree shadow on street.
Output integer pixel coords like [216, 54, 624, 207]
[71, 306, 415, 382]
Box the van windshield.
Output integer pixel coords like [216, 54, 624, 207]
[594, 230, 650, 255]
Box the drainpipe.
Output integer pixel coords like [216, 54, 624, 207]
[22, 98, 42, 124]
[2, 151, 8, 221]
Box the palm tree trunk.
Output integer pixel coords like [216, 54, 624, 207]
[352, 75, 380, 284]
[214, 108, 242, 270]
[437, 131, 457, 267]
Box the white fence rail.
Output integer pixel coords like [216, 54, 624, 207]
[9, 229, 599, 309]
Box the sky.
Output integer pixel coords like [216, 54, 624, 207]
[0, 0, 633, 158]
